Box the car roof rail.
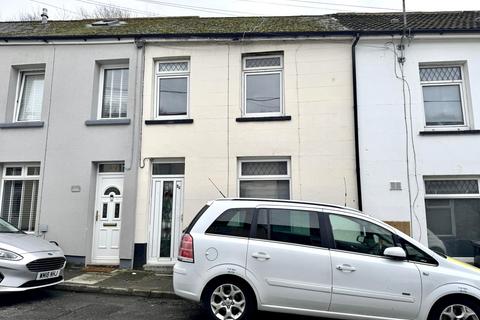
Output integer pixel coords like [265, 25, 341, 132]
[215, 197, 362, 214]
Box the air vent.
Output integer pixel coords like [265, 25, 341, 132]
[390, 181, 402, 191]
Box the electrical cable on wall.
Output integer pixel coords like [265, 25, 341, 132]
[385, 12, 423, 241]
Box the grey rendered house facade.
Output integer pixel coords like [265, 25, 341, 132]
[0, 31, 143, 267]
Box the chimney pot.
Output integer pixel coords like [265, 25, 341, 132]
[41, 8, 48, 24]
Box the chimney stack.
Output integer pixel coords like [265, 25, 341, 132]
[41, 8, 48, 24]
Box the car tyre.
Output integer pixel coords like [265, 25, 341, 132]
[202, 278, 256, 320]
[428, 296, 480, 320]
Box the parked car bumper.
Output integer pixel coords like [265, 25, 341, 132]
[173, 262, 202, 302]
[0, 251, 66, 292]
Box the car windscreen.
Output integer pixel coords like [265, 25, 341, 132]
[0, 217, 21, 233]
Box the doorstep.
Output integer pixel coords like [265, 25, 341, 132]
[55, 266, 177, 299]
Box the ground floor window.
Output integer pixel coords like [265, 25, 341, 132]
[0, 164, 40, 232]
[424, 178, 480, 257]
[238, 158, 290, 200]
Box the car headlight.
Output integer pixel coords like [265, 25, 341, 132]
[0, 249, 23, 261]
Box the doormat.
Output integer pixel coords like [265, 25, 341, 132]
[83, 265, 118, 273]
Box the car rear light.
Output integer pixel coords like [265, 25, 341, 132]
[178, 233, 194, 263]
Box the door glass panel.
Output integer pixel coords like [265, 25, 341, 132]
[255, 209, 322, 246]
[102, 203, 108, 219]
[160, 181, 174, 258]
[329, 214, 395, 256]
[114, 203, 120, 219]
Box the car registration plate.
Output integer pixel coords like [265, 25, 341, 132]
[36, 269, 61, 280]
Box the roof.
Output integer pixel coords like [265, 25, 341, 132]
[0, 11, 479, 40]
[332, 11, 480, 33]
[0, 16, 347, 40]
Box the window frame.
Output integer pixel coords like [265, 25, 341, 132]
[154, 60, 190, 120]
[14, 70, 45, 123]
[237, 158, 291, 200]
[424, 177, 480, 239]
[419, 64, 469, 129]
[0, 164, 41, 233]
[242, 55, 284, 118]
[97, 64, 129, 120]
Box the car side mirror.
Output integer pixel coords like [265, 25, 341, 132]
[384, 247, 407, 260]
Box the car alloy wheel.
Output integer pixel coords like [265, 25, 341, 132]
[210, 283, 246, 320]
[440, 304, 479, 320]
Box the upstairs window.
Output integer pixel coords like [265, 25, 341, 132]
[99, 66, 129, 119]
[155, 60, 189, 119]
[243, 54, 283, 117]
[420, 65, 467, 127]
[15, 71, 45, 122]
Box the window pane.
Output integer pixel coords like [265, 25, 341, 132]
[425, 179, 479, 195]
[18, 73, 44, 121]
[246, 73, 281, 114]
[420, 66, 462, 82]
[423, 85, 463, 126]
[27, 167, 40, 176]
[329, 214, 395, 256]
[6, 167, 22, 176]
[245, 56, 281, 69]
[99, 163, 124, 173]
[102, 68, 128, 119]
[426, 199, 480, 257]
[239, 180, 290, 200]
[400, 239, 437, 264]
[152, 163, 185, 175]
[206, 208, 253, 238]
[256, 209, 321, 246]
[104, 187, 120, 196]
[158, 77, 188, 116]
[241, 161, 287, 176]
[158, 62, 188, 73]
[1, 180, 38, 232]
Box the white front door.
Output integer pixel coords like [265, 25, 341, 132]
[92, 174, 124, 265]
[148, 178, 184, 264]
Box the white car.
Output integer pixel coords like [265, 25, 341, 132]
[173, 198, 480, 320]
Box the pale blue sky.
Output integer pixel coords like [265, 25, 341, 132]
[1, 0, 480, 21]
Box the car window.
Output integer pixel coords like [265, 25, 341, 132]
[329, 214, 395, 256]
[400, 238, 438, 265]
[205, 208, 253, 238]
[0, 217, 21, 233]
[255, 208, 322, 247]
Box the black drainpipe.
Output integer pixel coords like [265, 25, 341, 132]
[352, 33, 362, 211]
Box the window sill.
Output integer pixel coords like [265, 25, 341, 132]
[85, 119, 131, 126]
[0, 121, 44, 129]
[236, 115, 291, 122]
[145, 119, 194, 125]
[419, 130, 480, 136]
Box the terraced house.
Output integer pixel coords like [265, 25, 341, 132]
[0, 19, 144, 268]
[1, 11, 479, 268]
[348, 11, 480, 262]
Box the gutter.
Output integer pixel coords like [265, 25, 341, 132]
[2, 28, 480, 42]
[351, 33, 362, 211]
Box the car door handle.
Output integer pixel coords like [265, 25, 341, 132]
[336, 264, 356, 272]
[252, 252, 271, 261]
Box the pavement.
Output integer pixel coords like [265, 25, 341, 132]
[56, 265, 177, 299]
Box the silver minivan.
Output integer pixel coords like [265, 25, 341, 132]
[0, 217, 66, 292]
[174, 198, 480, 320]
